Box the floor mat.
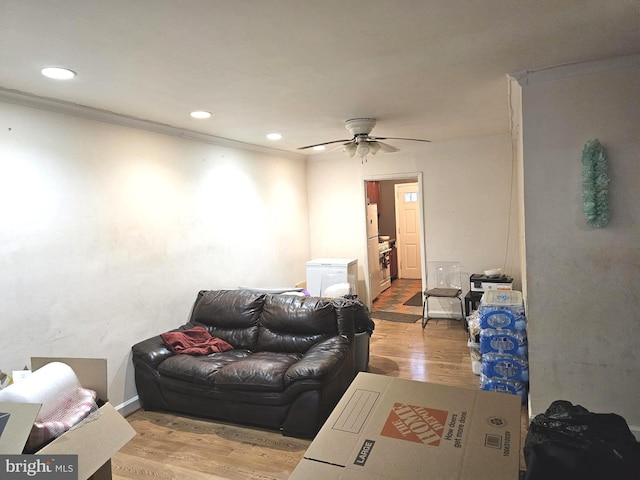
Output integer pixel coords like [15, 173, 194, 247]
[371, 311, 421, 323]
[402, 292, 423, 306]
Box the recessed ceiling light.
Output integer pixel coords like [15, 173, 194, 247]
[41, 67, 76, 80]
[266, 133, 282, 140]
[313, 145, 326, 151]
[190, 111, 212, 119]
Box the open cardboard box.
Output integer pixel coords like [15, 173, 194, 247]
[290, 372, 521, 480]
[0, 357, 136, 480]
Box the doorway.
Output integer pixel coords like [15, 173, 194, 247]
[394, 182, 422, 279]
[364, 174, 426, 307]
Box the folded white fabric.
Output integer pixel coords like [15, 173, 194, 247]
[0, 362, 98, 451]
[323, 282, 351, 298]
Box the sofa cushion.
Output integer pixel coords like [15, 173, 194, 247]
[215, 352, 303, 392]
[257, 295, 338, 353]
[284, 336, 351, 385]
[190, 290, 265, 350]
[157, 350, 251, 385]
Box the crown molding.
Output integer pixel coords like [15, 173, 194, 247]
[0, 87, 305, 160]
[509, 53, 640, 86]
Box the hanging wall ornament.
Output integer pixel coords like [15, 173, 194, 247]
[581, 139, 610, 228]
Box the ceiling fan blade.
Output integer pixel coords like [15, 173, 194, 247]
[297, 138, 353, 150]
[376, 141, 400, 153]
[369, 136, 431, 143]
[324, 141, 354, 152]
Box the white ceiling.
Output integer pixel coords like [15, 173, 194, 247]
[1, 1, 639, 155]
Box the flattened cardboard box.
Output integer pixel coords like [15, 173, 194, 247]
[0, 358, 136, 480]
[290, 373, 520, 480]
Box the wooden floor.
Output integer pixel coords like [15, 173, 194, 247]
[112, 280, 528, 479]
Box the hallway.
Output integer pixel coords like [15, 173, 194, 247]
[371, 278, 423, 316]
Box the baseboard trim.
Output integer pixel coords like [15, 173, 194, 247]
[115, 395, 140, 417]
[424, 308, 464, 319]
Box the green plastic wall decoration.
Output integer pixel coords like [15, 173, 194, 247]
[581, 139, 610, 228]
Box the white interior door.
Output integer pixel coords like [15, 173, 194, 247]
[395, 182, 422, 279]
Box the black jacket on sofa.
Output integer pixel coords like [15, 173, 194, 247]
[131, 289, 360, 437]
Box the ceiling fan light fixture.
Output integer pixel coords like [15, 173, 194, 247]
[344, 143, 357, 158]
[369, 141, 381, 155]
[356, 142, 370, 157]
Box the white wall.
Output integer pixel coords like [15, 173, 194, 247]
[0, 101, 310, 409]
[306, 154, 370, 297]
[519, 56, 640, 431]
[307, 133, 521, 305]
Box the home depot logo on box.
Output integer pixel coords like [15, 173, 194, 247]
[380, 403, 448, 445]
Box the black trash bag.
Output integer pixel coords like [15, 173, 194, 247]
[524, 400, 640, 480]
[343, 294, 375, 335]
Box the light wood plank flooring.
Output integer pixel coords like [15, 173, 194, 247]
[112, 280, 528, 479]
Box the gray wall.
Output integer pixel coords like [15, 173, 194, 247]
[520, 56, 640, 433]
[0, 101, 311, 408]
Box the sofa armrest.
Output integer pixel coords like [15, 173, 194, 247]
[285, 336, 351, 384]
[132, 335, 174, 367]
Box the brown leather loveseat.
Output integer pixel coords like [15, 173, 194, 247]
[131, 289, 362, 437]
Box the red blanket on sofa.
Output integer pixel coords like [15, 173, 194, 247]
[160, 326, 234, 355]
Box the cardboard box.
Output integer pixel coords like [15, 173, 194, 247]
[0, 357, 136, 480]
[0, 402, 41, 454]
[290, 373, 521, 480]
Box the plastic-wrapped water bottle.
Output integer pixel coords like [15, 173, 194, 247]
[478, 308, 527, 331]
[479, 290, 526, 330]
[481, 352, 529, 382]
[480, 329, 528, 356]
[480, 374, 527, 403]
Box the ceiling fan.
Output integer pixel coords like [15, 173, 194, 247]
[298, 118, 430, 157]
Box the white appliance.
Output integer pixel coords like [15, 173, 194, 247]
[379, 240, 392, 292]
[306, 258, 358, 297]
[366, 204, 382, 301]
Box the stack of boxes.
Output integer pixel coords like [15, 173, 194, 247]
[477, 290, 528, 403]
